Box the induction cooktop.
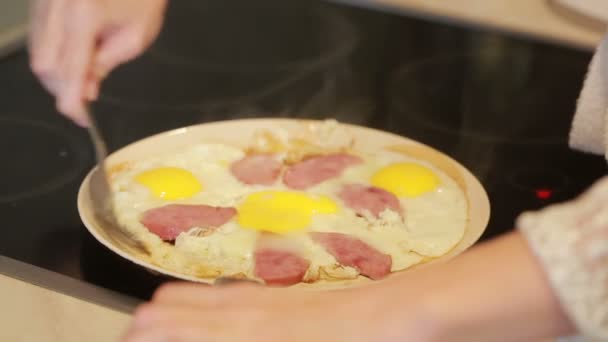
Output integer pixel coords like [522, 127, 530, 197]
[0, 0, 605, 313]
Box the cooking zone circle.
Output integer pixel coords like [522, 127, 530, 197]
[0, 118, 89, 203]
[97, 3, 356, 110]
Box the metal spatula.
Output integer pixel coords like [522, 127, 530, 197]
[84, 105, 149, 255]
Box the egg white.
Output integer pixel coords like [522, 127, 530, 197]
[110, 142, 468, 282]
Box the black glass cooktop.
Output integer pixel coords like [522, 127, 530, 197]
[0, 0, 606, 310]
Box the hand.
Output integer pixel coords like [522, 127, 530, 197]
[28, 0, 168, 126]
[123, 232, 575, 342]
[123, 281, 430, 342]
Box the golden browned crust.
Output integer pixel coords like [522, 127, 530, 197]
[108, 161, 132, 179]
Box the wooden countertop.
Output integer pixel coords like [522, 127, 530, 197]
[1, 1, 603, 341]
[0, 273, 130, 342]
[344, 0, 606, 49]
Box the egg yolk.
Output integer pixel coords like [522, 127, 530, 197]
[237, 190, 338, 234]
[135, 167, 202, 200]
[371, 162, 439, 197]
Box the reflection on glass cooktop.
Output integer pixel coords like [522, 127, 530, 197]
[0, 0, 606, 306]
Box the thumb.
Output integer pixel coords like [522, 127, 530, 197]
[85, 30, 148, 101]
[93, 29, 148, 84]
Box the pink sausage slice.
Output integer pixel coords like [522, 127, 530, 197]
[254, 248, 310, 286]
[283, 153, 362, 190]
[310, 232, 392, 280]
[230, 154, 282, 186]
[140, 204, 236, 241]
[339, 184, 403, 218]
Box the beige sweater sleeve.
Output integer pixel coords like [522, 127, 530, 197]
[517, 178, 608, 340]
[569, 34, 608, 155]
[516, 33, 608, 340]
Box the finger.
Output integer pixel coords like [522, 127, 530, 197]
[122, 326, 173, 342]
[38, 75, 61, 96]
[133, 303, 209, 329]
[81, 28, 149, 104]
[152, 283, 222, 306]
[56, 1, 99, 122]
[129, 304, 231, 342]
[152, 282, 262, 307]
[123, 326, 220, 342]
[55, 98, 89, 127]
[29, 0, 67, 83]
[84, 72, 100, 101]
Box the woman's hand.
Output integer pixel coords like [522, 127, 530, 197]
[123, 282, 431, 342]
[122, 231, 576, 342]
[28, 0, 168, 126]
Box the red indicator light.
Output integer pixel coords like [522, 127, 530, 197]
[535, 189, 553, 200]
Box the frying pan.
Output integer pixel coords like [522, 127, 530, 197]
[78, 119, 490, 289]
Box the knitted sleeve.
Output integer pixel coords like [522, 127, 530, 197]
[517, 176, 608, 340]
[569, 34, 608, 156]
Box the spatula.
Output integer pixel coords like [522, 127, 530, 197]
[83, 105, 149, 255]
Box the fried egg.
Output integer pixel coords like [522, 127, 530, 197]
[238, 190, 339, 234]
[372, 162, 440, 197]
[109, 129, 468, 284]
[135, 167, 203, 200]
